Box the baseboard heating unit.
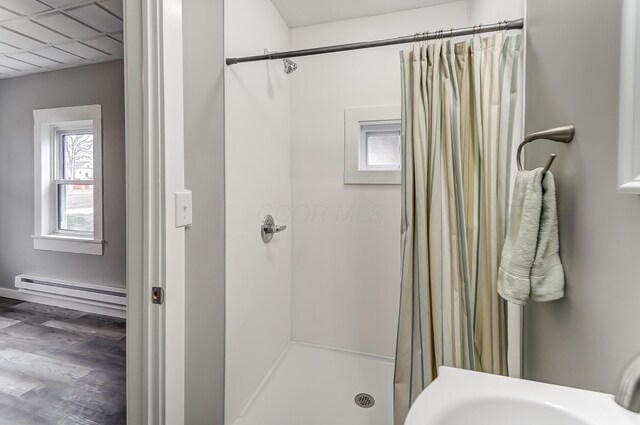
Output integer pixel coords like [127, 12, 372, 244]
[1, 274, 127, 318]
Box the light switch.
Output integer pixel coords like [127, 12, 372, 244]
[175, 190, 192, 228]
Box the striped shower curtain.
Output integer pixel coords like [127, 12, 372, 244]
[394, 33, 523, 424]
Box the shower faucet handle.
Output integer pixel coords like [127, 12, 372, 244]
[261, 214, 287, 244]
[273, 224, 287, 233]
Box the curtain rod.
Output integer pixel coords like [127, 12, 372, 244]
[226, 18, 523, 65]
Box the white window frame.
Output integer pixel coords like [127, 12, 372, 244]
[344, 105, 401, 184]
[619, 0, 640, 194]
[33, 105, 103, 255]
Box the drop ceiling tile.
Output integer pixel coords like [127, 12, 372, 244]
[66, 5, 122, 33]
[0, 63, 19, 73]
[0, 56, 39, 71]
[57, 41, 105, 59]
[40, 0, 93, 7]
[98, 0, 122, 19]
[9, 51, 60, 66]
[0, 0, 51, 16]
[0, 40, 19, 53]
[35, 12, 99, 39]
[84, 36, 121, 56]
[34, 45, 82, 63]
[3, 19, 70, 44]
[0, 7, 18, 22]
[0, 27, 44, 49]
[0, 0, 124, 79]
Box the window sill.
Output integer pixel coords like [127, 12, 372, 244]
[344, 169, 401, 185]
[32, 235, 104, 255]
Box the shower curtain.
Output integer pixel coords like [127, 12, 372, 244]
[394, 33, 522, 424]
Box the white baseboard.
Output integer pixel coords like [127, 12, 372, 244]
[0, 287, 126, 319]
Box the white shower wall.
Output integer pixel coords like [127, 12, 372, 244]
[224, 0, 292, 422]
[290, 1, 472, 358]
[225, 1, 475, 423]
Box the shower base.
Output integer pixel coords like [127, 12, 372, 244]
[232, 342, 393, 425]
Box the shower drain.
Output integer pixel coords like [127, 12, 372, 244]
[354, 393, 375, 408]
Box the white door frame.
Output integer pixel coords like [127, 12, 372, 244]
[125, 0, 186, 424]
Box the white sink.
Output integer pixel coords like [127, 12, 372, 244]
[405, 367, 640, 425]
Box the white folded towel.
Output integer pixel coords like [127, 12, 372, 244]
[497, 169, 565, 304]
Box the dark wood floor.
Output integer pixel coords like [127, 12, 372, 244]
[0, 297, 126, 424]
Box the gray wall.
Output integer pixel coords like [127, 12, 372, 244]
[0, 61, 126, 289]
[524, 0, 640, 392]
[183, 0, 225, 423]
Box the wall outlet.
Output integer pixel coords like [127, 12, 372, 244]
[175, 190, 193, 228]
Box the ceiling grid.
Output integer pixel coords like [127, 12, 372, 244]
[0, 0, 123, 79]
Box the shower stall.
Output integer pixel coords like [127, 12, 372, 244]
[223, 0, 508, 423]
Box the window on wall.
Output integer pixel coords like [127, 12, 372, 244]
[33, 105, 103, 255]
[360, 122, 401, 171]
[344, 105, 401, 184]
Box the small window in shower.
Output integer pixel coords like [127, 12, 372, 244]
[360, 122, 401, 171]
[344, 105, 401, 185]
